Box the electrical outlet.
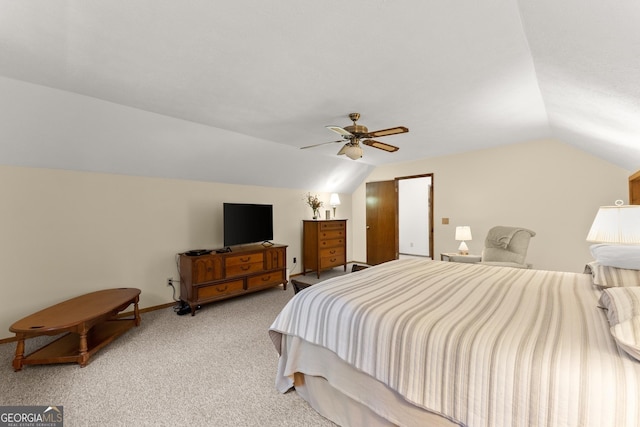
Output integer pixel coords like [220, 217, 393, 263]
[293, 257, 297, 264]
[167, 278, 173, 286]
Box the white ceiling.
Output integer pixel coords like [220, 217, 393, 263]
[1, 0, 639, 193]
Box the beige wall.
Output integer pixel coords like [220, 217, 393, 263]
[0, 165, 351, 339]
[351, 139, 631, 272]
[0, 139, 632, 339]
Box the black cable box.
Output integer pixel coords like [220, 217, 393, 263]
[184, 249, 212, 256]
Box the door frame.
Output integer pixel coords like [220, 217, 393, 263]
[396, 173, 434, 259]
[365, 173, 434, 265]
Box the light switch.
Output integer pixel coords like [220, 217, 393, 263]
[442, 217, 449, 225]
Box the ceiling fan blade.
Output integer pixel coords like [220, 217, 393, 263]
[365, 126, 409, 138]
[362, 139, 399, 152]
[326, 125, 354, 137]
[337, 144, 349, 155]
[300, 140, 344, 150]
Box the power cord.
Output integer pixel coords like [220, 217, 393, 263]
[170, 253, 197, 315]
[167, 278, 180, 302]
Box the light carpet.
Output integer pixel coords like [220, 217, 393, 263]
[0, 267, 353, 426]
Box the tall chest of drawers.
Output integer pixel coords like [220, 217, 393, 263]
[302, 220, 347, 278]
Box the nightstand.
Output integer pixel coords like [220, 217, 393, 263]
[440, 252, 482, 263]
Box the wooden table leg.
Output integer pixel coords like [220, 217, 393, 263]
[78, 325, 89, 367]
[133, 296, 141, 327]
[12, 334, 25, 372]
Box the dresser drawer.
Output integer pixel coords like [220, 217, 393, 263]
[225, 253, 264, 267]
[319, 238, 345, 248]
[319, 229, 345, 240]
[226, 262, 263, 277]
[247, 270, 285, 289]
[320, 247, 345, 258]
[320, 221, 345, 231]
[320, 253, 346, 269]
[196, 280, 244, 300]
[225, 253, 265, 277]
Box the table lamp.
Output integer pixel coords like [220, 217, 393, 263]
[455, 226, 472, 255]
[586, 200, 640, 244]
[330, 193, 341, 218]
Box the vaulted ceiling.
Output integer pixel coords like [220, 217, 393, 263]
[1, 1, 638, 193]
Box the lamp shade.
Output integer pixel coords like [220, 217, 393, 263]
[345, 145, 363, 160]
[330, 193, 341, 207]
[586, 204, 640, 244]
[455, 226, 472, 241]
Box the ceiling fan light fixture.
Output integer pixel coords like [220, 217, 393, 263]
[345, 145, 363, 160]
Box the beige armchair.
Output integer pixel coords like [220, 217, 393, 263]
[478, 226, 536, 269]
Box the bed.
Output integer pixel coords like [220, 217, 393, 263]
[269, 258, 640, 427]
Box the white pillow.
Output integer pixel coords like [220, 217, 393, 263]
[590, 244, 640, 270]
[586, 261, 640, 288]
[599, 287, 640, 326]
[611, 316, 640, 362]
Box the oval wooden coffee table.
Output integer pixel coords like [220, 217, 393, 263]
[10, 288, 141, 371]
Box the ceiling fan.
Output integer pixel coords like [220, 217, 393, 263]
[301, 113, 409, 160]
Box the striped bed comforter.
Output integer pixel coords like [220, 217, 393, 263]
[269, 258, 640, 427]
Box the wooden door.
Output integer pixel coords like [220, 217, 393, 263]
[630, 170, 640, 205]
[366, 180, 398, 265]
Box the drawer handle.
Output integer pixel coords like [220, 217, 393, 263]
[330, 258, 337, 262]
[240, 257, 251, 262]
[261, 275, 271, 282]
[216, 285, 228, 293]
[329, 250, 336, 254]
[241, 265, 252, 271]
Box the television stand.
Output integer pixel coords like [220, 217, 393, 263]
[179, 244, 287, 315]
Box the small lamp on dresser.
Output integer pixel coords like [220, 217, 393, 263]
[330, 193, 341, 218]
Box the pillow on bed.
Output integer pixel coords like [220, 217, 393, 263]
[611, 316, 640, 362]
[599, 287, 640, 326]
[590, 244, 640, 270]
[585, 261, 640, 288]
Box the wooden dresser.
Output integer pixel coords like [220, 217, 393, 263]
[303, 220, 347, 278]
[179, 244, 287, 315]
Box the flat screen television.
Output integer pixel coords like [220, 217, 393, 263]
[223, 203, 273, 247]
